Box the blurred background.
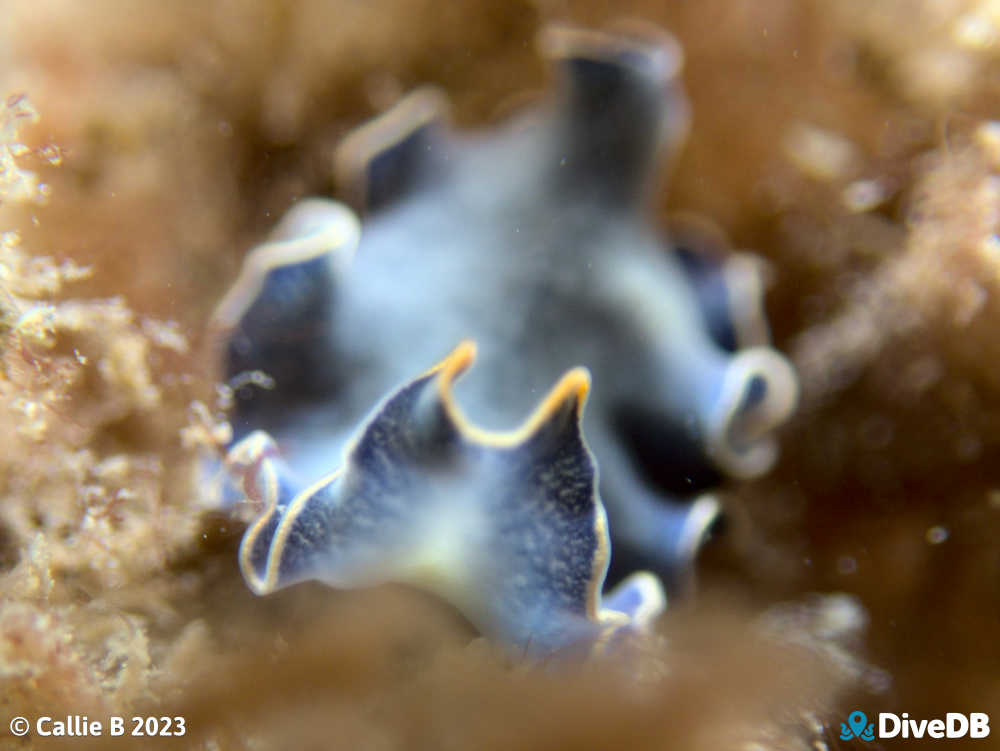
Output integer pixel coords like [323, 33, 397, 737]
[1, 0, 999, 748]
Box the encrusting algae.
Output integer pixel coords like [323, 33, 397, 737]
[0, 91, 204, 736]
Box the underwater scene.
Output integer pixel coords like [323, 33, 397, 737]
[1, 0, 998, 748]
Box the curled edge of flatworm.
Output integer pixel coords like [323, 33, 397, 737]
[334, 86, 451, 215]
[226, 341, 667, 654]
[668, 211, 774, 353]
[210, 198, 359, 337]
[205, 198, 359, 400]
[663, 211, 799, 479]
[537, 19, 685, 84]
[708, 345, 799, 479]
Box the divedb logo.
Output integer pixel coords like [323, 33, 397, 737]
[839, 710, 990, 741]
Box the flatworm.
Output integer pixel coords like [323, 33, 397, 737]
[211, 21, 797, 650]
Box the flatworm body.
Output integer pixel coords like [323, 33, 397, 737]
[212, 22, 798, 647]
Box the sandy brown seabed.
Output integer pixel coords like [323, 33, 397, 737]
[0, 0, 998, 749]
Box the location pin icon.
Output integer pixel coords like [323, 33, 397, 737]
[848, 711, 867, 738]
